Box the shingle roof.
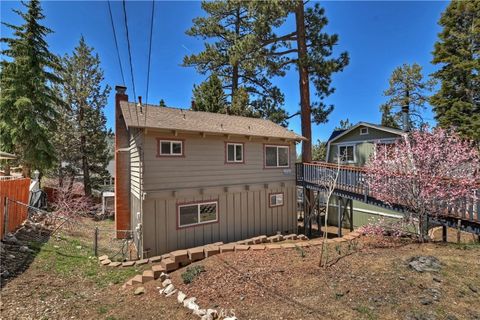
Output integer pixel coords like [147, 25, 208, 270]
[327, 129, 346, 142]
[120, 101, 305, 141]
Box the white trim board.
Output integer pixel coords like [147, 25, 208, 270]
[329, 204, 404, 219]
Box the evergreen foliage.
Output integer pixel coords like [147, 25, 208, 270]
[192, 74, 227, 113]
[380, 63, 434, 130]
[431, 1, 480, 142]
[334, 118, 353, 131]
[312, 140, 327, 161]
[55, 37, 111, 195]
[0, 0, 62, 176]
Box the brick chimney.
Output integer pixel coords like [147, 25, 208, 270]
[114, 85, 130, 237]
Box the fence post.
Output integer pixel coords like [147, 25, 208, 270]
[3, 197, 9, 238]
[93, 226, 99, 257]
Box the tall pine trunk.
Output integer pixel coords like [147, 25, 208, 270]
[296, 1, 312, 163]
[229, 6, 241, 114]
[79, 105, 91, 196]
[296, 0, 314, 236]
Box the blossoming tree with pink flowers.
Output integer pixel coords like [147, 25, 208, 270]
[365, 127, 479, 241]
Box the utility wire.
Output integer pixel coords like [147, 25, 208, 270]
[122, 0, 137, 104]
[145, 0, 155, 107]
[107, 0, 126, 86]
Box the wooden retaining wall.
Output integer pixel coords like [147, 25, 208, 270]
[0, 178, 31, 238]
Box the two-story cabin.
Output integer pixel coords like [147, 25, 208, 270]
[114, 86, 305, 257]
[324, 122, 406, 227]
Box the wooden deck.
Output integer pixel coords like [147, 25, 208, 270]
[296, 162, 480, 235]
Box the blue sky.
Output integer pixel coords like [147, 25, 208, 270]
[1, 0, 448, 142]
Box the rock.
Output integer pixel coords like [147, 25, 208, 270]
[177, 291, 186, 303]
[4, 235, 19, 245]
[468, 284, 478, 293]
[163, 284, 175, 295]
[408, 256, 441, 273]
[19, 245, 32, 253]
[223, 317, 238, 320]
[75, 245, 82, 250]
[432, 276, 442, 283]
[183, 297, 198, 310]
[7, 254, 15, 259]
[201, 315, 214, 320]
[193, 309, 207, 317]
[446, 315, 458, 320]
[134, 287, 145, 295]
[162, 279, 172, 287]
[206, 309, 218, 319]
[399, 276, 406, 280]
[420, 297, 433, 305]
[165, 289, 177, 297]
[1, 270, 10, 278]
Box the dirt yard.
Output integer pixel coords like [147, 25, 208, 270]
[171, 238, 480, 320]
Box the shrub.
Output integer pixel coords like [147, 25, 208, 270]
[181, 265, 205, 284]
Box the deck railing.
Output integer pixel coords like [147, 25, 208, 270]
[296, 162, 479, 222]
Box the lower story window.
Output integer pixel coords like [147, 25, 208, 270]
[269, 193, 284, 207]
[178, 201, 218, 227]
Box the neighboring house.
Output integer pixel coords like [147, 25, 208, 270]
[324, 122, 406, 227]
[114, 86, 305, 257]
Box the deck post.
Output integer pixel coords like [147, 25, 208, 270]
[337, 197, 342, 237]
[456, 219, 461, 243]
[349, 199, 353, 232]
[442, 225, 447, 242]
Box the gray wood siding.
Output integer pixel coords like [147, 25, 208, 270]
[129, 129, 143, 198]
[141, 184, 297, 256]
[142, 131, 297, 191]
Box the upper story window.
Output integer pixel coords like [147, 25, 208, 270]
[338, 145, 355, 163]
[360, 127, 369, 135]
[226, 142, 244, 163]
[178, 201, 218, 228]
[265, 145, 289, 168]
[157, 139, 183, 157]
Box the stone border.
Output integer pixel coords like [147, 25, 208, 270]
[98, 233, 309, 268]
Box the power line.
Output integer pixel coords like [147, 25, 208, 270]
[145, 0, 155, 107]
[107, 0, 125, 86]
[122, 0, 137, 104]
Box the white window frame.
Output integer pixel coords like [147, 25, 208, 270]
[178, 201, 218, 228]
[264, 145, 290, 168]
[226, 143, 244, 163]
[159, 140, 183, 156]
[360, 127, 369, 135]
[269, 193, 284, 207]
[337, 144, 356, 163]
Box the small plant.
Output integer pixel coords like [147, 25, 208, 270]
[294, 245, 306, 258]
[181, 265, 205, 284]
[335, 244, 342, 255]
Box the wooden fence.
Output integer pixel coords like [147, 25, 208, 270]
[0, 178, 31, 238]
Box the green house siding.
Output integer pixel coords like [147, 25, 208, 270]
[325, 124, 404, 228]
[327, 196, 403, 228]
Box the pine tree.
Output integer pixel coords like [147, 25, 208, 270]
[56, 37, 111, 196]
[431, 1, 480, 142]
[380, 63, 434, 130]
[192, 74, 227, 113]
[312, 139, 327, 161]
[159, 99, 167, 107]
[380, 103, 401, 129]
[335, 118, 353, 131]
[0, 0, 61, 177]
[183, 0, 287, 118]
